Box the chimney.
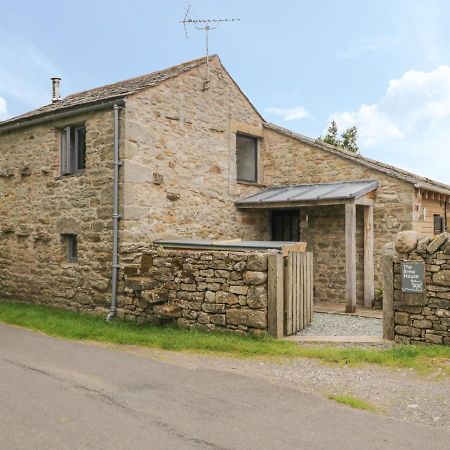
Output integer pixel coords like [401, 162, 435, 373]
[51, 77, 61, 103]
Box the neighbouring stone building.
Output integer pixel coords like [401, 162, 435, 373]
[1, 55, 449, 328]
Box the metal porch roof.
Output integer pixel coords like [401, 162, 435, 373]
[235, 180, 379, 207]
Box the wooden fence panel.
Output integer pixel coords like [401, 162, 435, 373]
[284, 252, 314, 335]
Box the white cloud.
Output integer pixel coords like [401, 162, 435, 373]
[330, 105, 404, 147]
[265, 106, 310, 121]
[328, 66, 450, 183]
[0, 97, 9, 120]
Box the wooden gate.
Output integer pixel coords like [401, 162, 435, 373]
[284, 252, 314, 335]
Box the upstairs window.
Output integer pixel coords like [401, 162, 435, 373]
[62, 234, 78, 263]
[434, 214, 445, 235]
[60, 125, 86, 176]
[236, 134, 258, 183]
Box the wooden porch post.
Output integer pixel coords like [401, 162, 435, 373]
[345, 202, 357, 313]
[363, 203, 375, 307]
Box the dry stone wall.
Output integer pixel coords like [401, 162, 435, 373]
[392, 231, 450, 345]
[121, 247, 271, 335]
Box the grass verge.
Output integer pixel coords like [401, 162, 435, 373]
[0, 301, 449, 374]
[327, 394, 379, 413]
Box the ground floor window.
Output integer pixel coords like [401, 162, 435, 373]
[271, 209, 300, 241]
[61, 234, 78, 262]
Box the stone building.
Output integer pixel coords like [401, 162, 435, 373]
[0, 55, 449, 320]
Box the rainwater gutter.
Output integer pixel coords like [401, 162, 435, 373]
[106, 103, 123, 321]
[0, 98, 126, 134]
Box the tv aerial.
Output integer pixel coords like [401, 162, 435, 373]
[180, 5, 240, 87]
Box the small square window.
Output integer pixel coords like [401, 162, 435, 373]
[60, 125, 86, 176]
[62, 234, 78, 263]
[236, 134, 258, 183]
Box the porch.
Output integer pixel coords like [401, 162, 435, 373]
[236, 180, 379, 314]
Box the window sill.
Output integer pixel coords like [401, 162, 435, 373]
[55, 170, 86, 180]
[237, 180, 266, 187]
[62, 262, 79, 267]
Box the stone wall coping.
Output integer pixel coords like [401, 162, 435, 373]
[153, 239, 289, 253]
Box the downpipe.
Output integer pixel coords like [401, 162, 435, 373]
[106, 103, 122, 322]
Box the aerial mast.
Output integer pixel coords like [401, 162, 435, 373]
[180, 5, 240, 89]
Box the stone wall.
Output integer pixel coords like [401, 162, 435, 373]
[392, 231, 450, 345]
[0, 108, 119, 311]
[120, 247, 270, 335]
[120, 57, 269, 253]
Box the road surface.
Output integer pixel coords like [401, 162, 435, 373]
[1, 323, 449, 449]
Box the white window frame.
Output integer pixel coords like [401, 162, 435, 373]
[60, 125, 86, 176]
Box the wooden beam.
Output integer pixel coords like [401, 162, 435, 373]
[355, 197, 374, 206]
[345, 202, 357, 313]
[364, 204, 374, 307]
[236, 199, 353, 209]
[382, 244, 395, 340]
[267, 254, 284, 339]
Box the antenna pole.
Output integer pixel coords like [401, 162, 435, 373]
[180, 5, 240, 89]
[205, 25, 210, 82]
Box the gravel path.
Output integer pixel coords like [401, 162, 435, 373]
[297, 312, 383, 336]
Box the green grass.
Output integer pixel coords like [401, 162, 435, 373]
[327, 394, 379, 413]
[0, 301, 449, 374]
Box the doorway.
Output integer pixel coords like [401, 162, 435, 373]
[271, 209, 300, 241]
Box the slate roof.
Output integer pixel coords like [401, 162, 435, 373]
[0, 55, 213, 128]
[236, 180, 379, 207]
[264, 122, 450, 196]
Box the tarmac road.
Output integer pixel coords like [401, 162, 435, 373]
[1, 323, 449, 450]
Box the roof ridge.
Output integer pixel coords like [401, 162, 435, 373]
[263, 122, 450, 195]
[64, 54, 215, 101]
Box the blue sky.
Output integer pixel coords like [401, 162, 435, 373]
[1, 0, 450, 183]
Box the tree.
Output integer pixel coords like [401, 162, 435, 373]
[341, 126, 359, 153]
[322, 120, 339, 146]
[320, 121, 359, 153]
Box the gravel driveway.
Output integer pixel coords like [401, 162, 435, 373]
[297, 312, 383, 336]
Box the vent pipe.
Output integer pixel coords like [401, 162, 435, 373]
[51, 77, 61, 103]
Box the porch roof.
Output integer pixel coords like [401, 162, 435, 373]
[235, 180, 379, 208]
